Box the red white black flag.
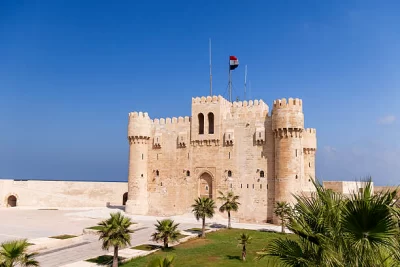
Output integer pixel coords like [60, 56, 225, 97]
[229, 55, 239, 70]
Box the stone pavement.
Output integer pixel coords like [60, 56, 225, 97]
[1, 207, 282, 267]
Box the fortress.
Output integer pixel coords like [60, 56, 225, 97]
[125, 95, 317, 223]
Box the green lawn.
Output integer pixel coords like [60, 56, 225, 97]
[85, 226, 103, 231]
[86, 255, 126, 265]
[131, 244, 161, 251]
[49, 234, 77, 240]
[121, 229, 294, 267]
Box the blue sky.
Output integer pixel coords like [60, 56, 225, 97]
[1, 1, 399, 185]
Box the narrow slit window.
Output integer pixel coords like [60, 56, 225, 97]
[208, 112, 214, 134]
[227, 170, 232, 177]
[260, 171, 265, 178]
[241, 184, 242, 188]
[229, 152, 230, 159]
[198, 113, 204, 134]
[295, 149, 297, 157]
[247, 184, 249, 188]
[309, 162, 311, 167]
[252, 184, 254, 189]
[186, 170, 190, 177]
[142, 153, 144, 160]
[260, 184, 262, 189]
[156, 170, 159, 176]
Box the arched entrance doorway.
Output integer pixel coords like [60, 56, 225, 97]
[122, 192, 128, 205]
[7, 195, 17, 207]
[199, 172, 213, 199]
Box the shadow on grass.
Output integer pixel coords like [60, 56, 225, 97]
[131, 244, 162, 251]
[226, 255, 241, 261]
[209, 223, 226, 229]
[86, 255, 125, 265]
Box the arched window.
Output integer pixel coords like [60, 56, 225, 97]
[186, 170, 190, 177]
[260, 171, 265, 178]
[198, 113, 204, 134]
[156, 170, 159, 176]
[208, 112, 214, 134]
[227, 170, 232, 177]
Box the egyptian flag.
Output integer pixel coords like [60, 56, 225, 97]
[229, 56, 239, 70]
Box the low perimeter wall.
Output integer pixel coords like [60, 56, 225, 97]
[0, 179, 128, 208]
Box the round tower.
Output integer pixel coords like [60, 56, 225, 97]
[272, 98, 304, 210]
[125, 111, 152, 215]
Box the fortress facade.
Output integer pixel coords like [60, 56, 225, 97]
[125, 95, 317, 223]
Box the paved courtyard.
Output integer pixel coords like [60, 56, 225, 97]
[0, 207, 280, 266]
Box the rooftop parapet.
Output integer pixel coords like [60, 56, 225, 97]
[153, 116, 191, 125]
[192, 95, 232, 106]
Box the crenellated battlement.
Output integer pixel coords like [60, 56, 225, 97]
[128, 111, 150, 118]
[192, 95, 231, 106]
[303, 128, 317, 149]
[272, 98, 302, 111]
[153, 116, 191, 125]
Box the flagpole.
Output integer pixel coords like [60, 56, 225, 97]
[209, 38, 212, 96]
[229, 69, 232, 102]
[244, 65, 247, 101]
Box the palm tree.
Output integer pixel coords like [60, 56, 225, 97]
[217, 191, 240, 229]
[258, 180, 400, 266]
[191, 197, 216, 238]
[274, 201, 291, 233]
[151, 219, 180, 249]
[147, 255, 175, 267]
[97, 212, 134, 267]
[238, 233, 251, 261]
[0, 239, 38, 267]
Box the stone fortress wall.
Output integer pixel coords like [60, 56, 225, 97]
[0, 179, 127, 208]
[126, 95, 317, 223]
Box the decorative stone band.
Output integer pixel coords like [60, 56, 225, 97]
[303, 148, 317, 154]
[273, 128, 303, 138]
[190, 139, 220, 146]
[128, 136, 150, 145]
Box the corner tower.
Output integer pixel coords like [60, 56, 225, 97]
[125, 111, 152, 215]
[272, 98, 304, 206]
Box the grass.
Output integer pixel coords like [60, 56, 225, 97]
[185, 228, 209, 232]
[85, 226, 103, 231]
[131, 244, 161, 251]
[86, 255, 126, 265]
[49, 234, 77, 240]
[121, 228, 296, 267]
[177, 233, 189, 239]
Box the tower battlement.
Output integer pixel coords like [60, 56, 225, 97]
[272, 98, 303, 112]
[128, 111, 152, 138]
[192, 95, 231, 106]
[303, 128, 317, 150]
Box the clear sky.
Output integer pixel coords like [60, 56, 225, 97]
[1, 1, 399, 185]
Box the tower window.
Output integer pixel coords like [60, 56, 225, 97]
[156, 170, 159, 176]
[296, 175, 298, 179]
[260, 184, 262, 189]
[252, 184, 254, 189]
[267, 184, 268, 189]
[247, 184, 249, 188]
[208, 112, 214, 134]
[241, 184, 242, 188]
[309, 162, 311, 167]
[227, 170, 232, 177]
[205, 185, 209, 191]
[161, 182, 163, 186]
[186, 170, 190, 176]
[229, 152, 231, 159]
[198, 113, 204, 134]
[295, 149, 297, 157]
[141, 174, 143, 177]
[259, 132, 261, 138]
[142, 154, 144, 160]
[260, 171, 265, 178]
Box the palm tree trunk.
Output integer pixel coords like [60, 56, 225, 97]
[281, 218, 285, 233]
[202, 216, 206, 238]
[242, 245, 246, 261]
[113, 245, 119, 267]
[164, 237, 168, 249]
[228, 211, 231, 229]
